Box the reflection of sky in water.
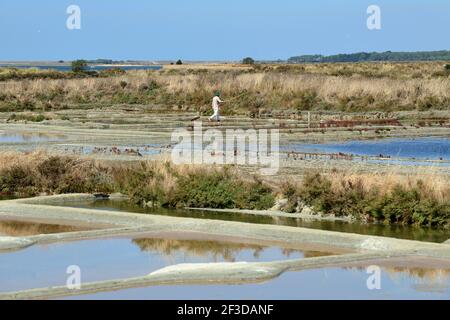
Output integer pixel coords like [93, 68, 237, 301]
[0, 133, 67, 143]
[1, 237, 448, 299]
[62, 200, 450, 244]
[285, 137, 450, 160]
[0, 237, 317, 292]
[69, 267, 450, 300]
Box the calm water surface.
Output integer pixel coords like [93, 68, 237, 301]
[284, 137, 450, 166]
[67, 266, 450, 300]
[62, 200, 450, 243]
[0, 236, 332, 292]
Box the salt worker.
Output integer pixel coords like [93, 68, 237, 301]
[209, 91, 225, 122]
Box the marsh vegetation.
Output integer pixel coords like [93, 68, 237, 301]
[0, 152, 448, 228]
[0, 62, 448, 114]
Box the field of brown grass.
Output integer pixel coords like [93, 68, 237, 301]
[0, 62, 448, 114]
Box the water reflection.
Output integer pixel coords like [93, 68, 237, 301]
[63, 200, 450, 243]
[132, 238, 332, 262]
[0, 237, 334, 292]
[66, 265, 450, 300]
[286, 137, 450, 160]
[0, 233, 448, 298]
[343, 265, 450, 294]
[0, 220, 91, 236]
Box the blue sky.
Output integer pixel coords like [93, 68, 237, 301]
[0, 0, 448, 61]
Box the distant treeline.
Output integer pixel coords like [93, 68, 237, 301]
[87, 59, 118, 64]
[288, 50, 450, 63]
[85, 59, 142, 64]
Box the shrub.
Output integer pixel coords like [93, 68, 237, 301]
[34, 114, 46, 122]
[71, 60, 88, 73]
[98, 68, 126, 77]
[0, 153, 447, 227]
[37, 156, 73, 191]
[0, 165, 37, 196]
[174, 170, 274, 210]
[235, 177, 275, 210]
[242, 57, 255, 65]
[280, 181, 299, 213]
[175, 170, 241, 208]
[366, 184, 450, 227]
[294, 89, 319, 111]
[298, 172, 333, 212]
[298, 172, 450, 227]
[7, 113, 49, 122]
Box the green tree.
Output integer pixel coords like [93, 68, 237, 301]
[242, 57, 255, 65]
[176, 59, 183, 65]
[71, 59, 88, 73]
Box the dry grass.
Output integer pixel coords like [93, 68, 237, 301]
[0, 152, 448, 203]
[162, 72, 449, 105]
[0, 152, 448, 225]
[0, 151, 48, 171]
[326, 167, 450, 204]
[0, 62, 448, 112]
[163, 63, 252, 71]
[0, 151, 273, 209]
[259, 61, 450, 79]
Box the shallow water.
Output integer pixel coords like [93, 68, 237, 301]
[0, 236, 333, 292]
[0, 219, 92, 237]
[284, 137, 450, 166]
[67, 266, 450, 300]
[62, 200, 450, 243]
[80, 145, 161, 156]
[0, 132, 67, 143]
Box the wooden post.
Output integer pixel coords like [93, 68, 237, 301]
[307, 111, 311, 128]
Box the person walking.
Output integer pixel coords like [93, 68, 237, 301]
[209, 91, 224, 123]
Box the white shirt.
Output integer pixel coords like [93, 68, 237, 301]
[212, 96, 223, 109]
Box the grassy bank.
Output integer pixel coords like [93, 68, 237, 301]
[281, 171, 450, 227]
[0, 152, 274, 210]
[0, 152, 448, 228]
[0, 62, 449, 113]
